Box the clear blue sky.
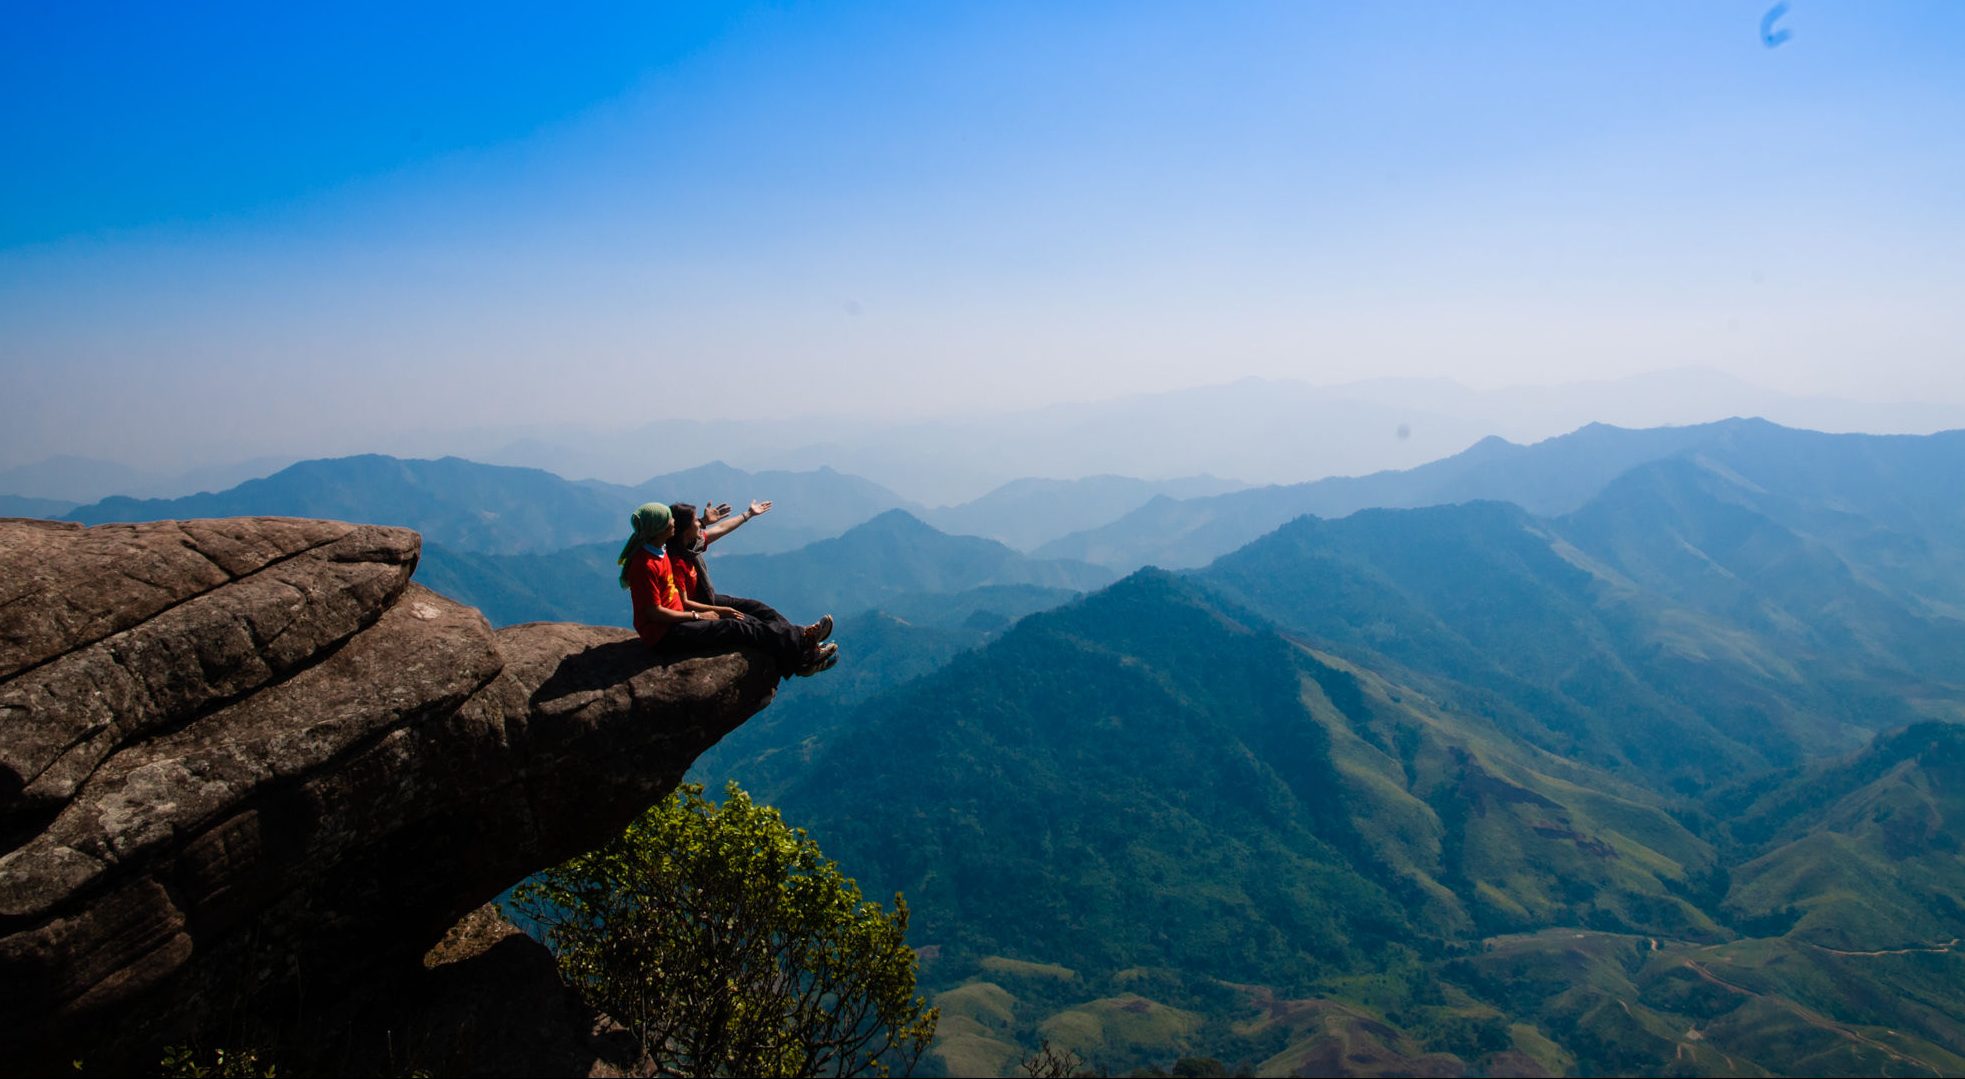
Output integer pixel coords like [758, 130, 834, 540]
[3, 1, 1962, 468]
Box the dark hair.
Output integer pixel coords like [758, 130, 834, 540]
[666, 502, 713, 600]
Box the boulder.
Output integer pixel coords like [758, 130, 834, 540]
[0, 517, 779, 1073]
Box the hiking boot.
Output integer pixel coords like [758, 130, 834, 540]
[796, 641, 839, 677]
[802, 614, 834, 649]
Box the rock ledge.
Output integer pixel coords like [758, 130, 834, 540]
[0, 517, 778, 1071]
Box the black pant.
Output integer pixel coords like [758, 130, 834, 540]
[709, 593, 786, 625]
[658, 614, 806, 677]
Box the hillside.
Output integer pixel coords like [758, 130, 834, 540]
[1716, 722, 1965, 952]
[757, 570, 1849, 1073]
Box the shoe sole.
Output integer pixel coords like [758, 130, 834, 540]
[797, 642, 839, 676]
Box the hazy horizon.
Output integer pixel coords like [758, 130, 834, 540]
[6, 3, 1965, 480]
[7, 366, 1964, 506]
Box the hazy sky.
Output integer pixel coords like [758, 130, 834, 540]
[4, 2, 1963, 471]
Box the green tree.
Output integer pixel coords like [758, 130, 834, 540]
[510, 782, 937, 1077]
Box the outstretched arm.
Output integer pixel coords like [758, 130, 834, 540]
[703, 499, 773, 546]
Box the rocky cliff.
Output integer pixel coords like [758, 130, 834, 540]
[0, 517, 780, 1073]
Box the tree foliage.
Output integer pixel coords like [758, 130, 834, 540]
[510, 782, 936, 1077]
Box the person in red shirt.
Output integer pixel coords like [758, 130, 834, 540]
[618, 502, 835, 676]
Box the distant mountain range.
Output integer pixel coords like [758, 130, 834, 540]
[12, 369, 1960, 507]
[68, 455, 633, 556]
[60, 455, 913, 556]
[463, 369, 1964, 502]
[46, 453, 1241, 555]
[918, 474, 1245, 550]
[0, 453, 298, 504]
[0, 495, 76, 518]
[1037, 418, 1965, 573]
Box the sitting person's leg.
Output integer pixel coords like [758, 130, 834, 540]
[711, 593, 832, 651]
[657, 615, 806, 677]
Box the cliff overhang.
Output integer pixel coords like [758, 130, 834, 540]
[0, 516, 778, 1072]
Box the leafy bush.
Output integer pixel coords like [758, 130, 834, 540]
[511, 782, 936, 1077]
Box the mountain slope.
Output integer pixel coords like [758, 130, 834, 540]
[1717, 722, 1965, 951]
[1199, 501, 1785, 789]
[767, 571, 1717, 991]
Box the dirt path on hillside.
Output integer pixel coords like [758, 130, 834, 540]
[1809, 937, 1959, 958]
[1681, 960, 1944, 1076]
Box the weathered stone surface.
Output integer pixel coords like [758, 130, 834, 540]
[0, 517, 378, 681]
[0, 518, 418, 822]
[0, 518, 779, 1074]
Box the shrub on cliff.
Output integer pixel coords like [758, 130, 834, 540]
[511, 782, 937, 1077]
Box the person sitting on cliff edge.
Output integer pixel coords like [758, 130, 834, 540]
[666, 501, 822, 638]
[617, 502, 836, 677]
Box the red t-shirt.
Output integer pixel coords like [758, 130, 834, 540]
[624, 546, 685, 646]
[671, 555, 703, 603]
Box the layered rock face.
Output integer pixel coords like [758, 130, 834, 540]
[0, 517, 779, 1071]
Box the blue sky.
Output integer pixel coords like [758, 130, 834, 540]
[3, 2, 1962, 469]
